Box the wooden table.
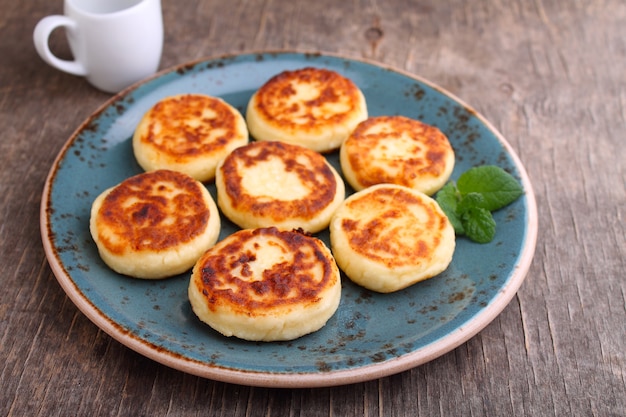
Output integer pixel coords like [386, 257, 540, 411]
[2, 0, 624, 415]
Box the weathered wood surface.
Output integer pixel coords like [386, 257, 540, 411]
[1, 0, 624, 415]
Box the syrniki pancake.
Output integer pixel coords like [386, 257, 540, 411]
[188, 227, 341, 341]
[133, 94, 248, 182]
[215, 141, 345, 233]
[246, 67, 368, 153]
[330, 184, 455, 293]
[340, 115, 455, 195]
[90, 169, 220, 279]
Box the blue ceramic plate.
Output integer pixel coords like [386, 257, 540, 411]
[41, 51, 537, 388]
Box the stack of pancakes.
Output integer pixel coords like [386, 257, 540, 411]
[89, 67, 456, 342]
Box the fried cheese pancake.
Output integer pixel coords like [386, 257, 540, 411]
[90, 170, 220, 279]
[340, 116, 455, 195]
[246, 67, 368, 153]
[188, 227, 341, 341]
[215, 141, 345, 233]
[133, 94, 248, 182]
[330, 184, 455, 293]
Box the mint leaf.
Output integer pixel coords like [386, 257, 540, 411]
[435, 164, 524, 244]
[435, 182, 464, 234]
[456, 166, 523, 211]
[460, 207, 496, 243]
[456, 192, 485, 216]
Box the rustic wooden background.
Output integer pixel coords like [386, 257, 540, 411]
[1, 0, 624, 415]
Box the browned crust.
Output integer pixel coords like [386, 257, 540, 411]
[193, 227, 336, 314]
[219, 141, 338, 221]
[252, 67, 363, 130]
[339, 187, 449, 268]
[94, 170, 210, 254]
[345, 116, 453, 188]
[136, 94, 243, 161]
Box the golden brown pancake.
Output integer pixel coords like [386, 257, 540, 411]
[188, 227, 341, 341]
[246, 67, 368, 152]
[329, 184, 455, 293]
[133, 94, 248, 182]
[340, 115, 455, 195]
[215, 140, 345, 233]
[90, 169, 220, 279]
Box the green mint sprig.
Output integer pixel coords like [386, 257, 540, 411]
[435, 165, 524, 243]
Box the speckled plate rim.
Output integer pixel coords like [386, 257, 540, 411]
[40, 50, 538, 388]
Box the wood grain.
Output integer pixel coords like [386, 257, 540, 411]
[1, 0, 624, 415]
